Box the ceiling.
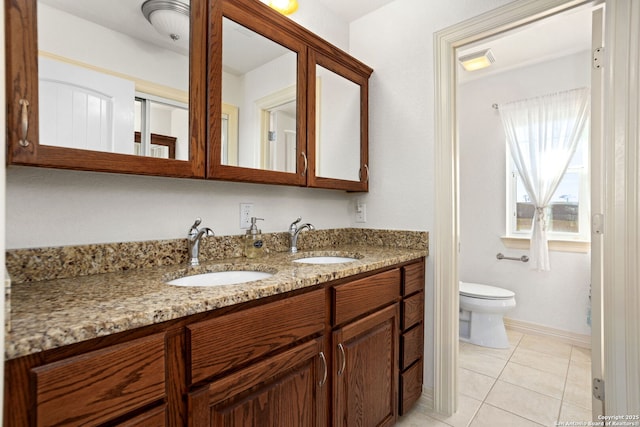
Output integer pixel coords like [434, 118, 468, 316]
[39, 0, 593, 81]
[315, 0, 396, 22]
[457, 5, 593, 82]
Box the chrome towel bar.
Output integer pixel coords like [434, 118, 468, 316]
[496, 253, 529, 263]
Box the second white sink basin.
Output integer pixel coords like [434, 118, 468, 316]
[166, 271, 273, 287]
[293, 256, 358, 264]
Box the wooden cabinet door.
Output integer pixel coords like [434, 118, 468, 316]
[188, 337, 327, 427]
[333, 303, 398, 427]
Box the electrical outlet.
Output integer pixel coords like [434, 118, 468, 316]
[355, 200, 367, 223]
[240, 203, 253, 228]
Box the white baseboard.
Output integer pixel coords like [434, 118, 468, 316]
[504, 317, 591, 349]
[419, 387, 434, 410]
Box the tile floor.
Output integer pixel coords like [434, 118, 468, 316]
[398, 330, 593, 427]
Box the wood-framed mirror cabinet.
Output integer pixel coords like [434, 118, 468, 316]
[307, 49, 370, 192]
[209, 0, 373, 191]
[5, 0, 207, 178]
[5, 0, 372, 191]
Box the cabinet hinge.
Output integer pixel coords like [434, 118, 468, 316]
[593, 377, 605, 401]
[593, 47, 604, 69]
[592, 213, 604, 235]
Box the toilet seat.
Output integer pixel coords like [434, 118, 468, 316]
[460, 281, 515, 300]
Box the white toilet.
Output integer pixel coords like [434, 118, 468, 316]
[459, 281, 516, 349]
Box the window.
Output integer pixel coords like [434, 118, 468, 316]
[507, 127, 590, 241]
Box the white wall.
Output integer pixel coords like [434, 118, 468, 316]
[38, 4, 188, 91]
[5, 167, 355, 248]
[5, 1, 356, 250]
[348, 0, 514, 393]
[238, 52, 297, 168]
[458, 51, 592, 336]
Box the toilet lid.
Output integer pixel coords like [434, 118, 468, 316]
[459, 281, 515, 300]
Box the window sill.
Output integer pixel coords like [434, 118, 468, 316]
[501, 236, 590, 253]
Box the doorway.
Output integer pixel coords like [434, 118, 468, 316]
[432, 0, 604, 420]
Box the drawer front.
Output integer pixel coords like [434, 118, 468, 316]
[403, 261, 425, 296]
[402, 292, 424, 331]
[33, 333, 166, 427]
[188, 289, 325, 384]
[115, 404, 166, 427]
[401, 323, 424, 370]
[399, 359, 424, 415]
[333, 269, 401, 326]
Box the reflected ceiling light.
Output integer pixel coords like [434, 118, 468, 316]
[458, 48, 495, 71]
[261, 0, 299, 15]
[141, 0, 190, 42]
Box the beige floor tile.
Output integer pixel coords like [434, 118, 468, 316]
[485, 380, 562, 426]
[470, 403, 544, 427]
[499, 362, 565, 399]
[570, 346, 592, 363]
[459, 350, 508, 378]
[567, 359, 591, 388]
[558, 401, 593, 424]
[460, 341, 515, 361]
[510, 347, 570, 377]
[397, 410, 452, 427]
[428, 393, 483, 427]
[459, 368, 496, 401]
[506, 329, 524, 346]
[563, 380, 592, 410]
[519, 334, 573, 359]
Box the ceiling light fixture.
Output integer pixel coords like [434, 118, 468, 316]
[458, 48, 495, 71]
[141, 0, 190, 42]
[261, 0, 299, 15]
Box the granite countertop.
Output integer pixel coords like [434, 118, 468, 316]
[6, 245, 426, 360]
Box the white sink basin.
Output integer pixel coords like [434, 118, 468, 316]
[166, 271, 273, 287]
[293, 256, 358, 264]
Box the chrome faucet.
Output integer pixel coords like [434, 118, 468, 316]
[187, 218, 215, 266]
[289, 217, 315, 253]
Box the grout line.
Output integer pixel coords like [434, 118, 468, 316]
[459, 332, 592, 426]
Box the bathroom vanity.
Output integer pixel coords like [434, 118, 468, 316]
[4, 230, 427, 426]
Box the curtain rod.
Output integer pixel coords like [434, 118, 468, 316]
[492, 103, 499, 110]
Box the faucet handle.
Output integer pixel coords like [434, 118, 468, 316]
[189, 218, 203, 236]
[290, 217, 302, 231]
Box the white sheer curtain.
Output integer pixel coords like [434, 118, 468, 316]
[499, 87, 590, 271]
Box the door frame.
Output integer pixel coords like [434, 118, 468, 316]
[433, 0, 640, 416]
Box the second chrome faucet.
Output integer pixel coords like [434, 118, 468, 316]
[188, 218, 214, 266]
[289, 217, 314, 253]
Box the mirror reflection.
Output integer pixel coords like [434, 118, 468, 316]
[222, 17, 297, 172]
[37, 0, 190, 160]
[315, 65, 361, 181]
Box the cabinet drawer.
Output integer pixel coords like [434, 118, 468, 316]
[32, 333, 166, 427]
[333, 268, 401, 325]
[402, 292, 424, 330]
[401, 324, 424, 370]
[188, 289, 325, 384]
[402, 261, 425, 296]
[115, 404, 166, 426]
[399, 359, 423, 415]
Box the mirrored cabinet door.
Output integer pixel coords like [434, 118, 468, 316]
[6, 0, 206, 177]
[307, 50, 370, 192]
[208, 0, 307, 186]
